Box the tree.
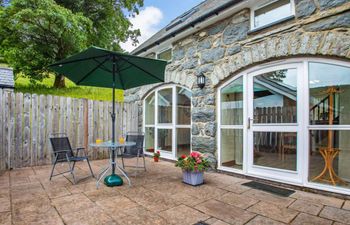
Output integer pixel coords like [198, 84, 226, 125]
[0, 0, 92, 87]
[0, 0, 143, 88]
[55, 0, 143, 51]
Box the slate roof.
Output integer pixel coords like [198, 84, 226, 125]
[0, 67, 14, 88]
[131, 0, 243, 55]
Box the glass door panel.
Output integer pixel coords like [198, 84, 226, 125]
[177, 87, 191, 125]
[221, 129, 243, 170]
[145, 127, 155, 153]
[253, 131, 297, 171]
[308, 62, 350, 190]
[220, 76, 244, 170]
[221, 77, 244, 125]
[158, 88, 173, 124]
[309, 62, 350, 125]
[176, 128, 191, 157]
[157, 128, 172, 153]
[253, 68, 297, 124]
[248, 64, 302, 183]
[145, 93, 155, 125]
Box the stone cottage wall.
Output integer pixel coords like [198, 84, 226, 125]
[125, 0, 350, 167]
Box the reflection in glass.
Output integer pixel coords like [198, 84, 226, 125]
[253, 132, 297, 171]
[145, 127, 154, 153]
[309, 130, 350, 188]
[309, 63, 350, 125]
[253, 69, 297, 123]
[158, 88, 173, 123]
[221, 77, 244, 125]
[254, 0, 292, 28]
[145, 93, 155, 124]
[157, 49, 172, 61]
[176, 128, 191, 157]
[158, 129, 172, 152]
[221, 129, 243, 170]
[177, 87, 191, 125]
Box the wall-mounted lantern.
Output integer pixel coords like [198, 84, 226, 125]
[197, 73, 206, 89]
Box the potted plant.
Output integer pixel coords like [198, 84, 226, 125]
[153, 150, 160, 162]
[175, 151, 210, 186]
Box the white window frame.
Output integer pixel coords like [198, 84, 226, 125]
[217, 74, 246, 175]
[246, 63, 304, 185]
[143, 84, 192, 160]
[250, 0, 295, 30]
[217, 57, 350, 195]
[156, 47, 173, 62]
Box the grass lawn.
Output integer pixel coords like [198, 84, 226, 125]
[15, 75, 124, 101]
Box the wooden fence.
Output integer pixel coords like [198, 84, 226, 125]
[253, 106, 297, 151]
[0, 89, 139, 171]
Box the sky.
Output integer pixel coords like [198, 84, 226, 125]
[121, 0, 204, 52]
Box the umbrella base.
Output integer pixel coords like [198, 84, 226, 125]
[104, 174, 123, 187]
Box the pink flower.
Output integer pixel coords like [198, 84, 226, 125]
[196, 159, 202, 164]
[190, 151, 201, 158]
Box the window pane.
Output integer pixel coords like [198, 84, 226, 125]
[309, 130, 350, 189]
[253, 68, 297, 123]
[177, 128, 191, 157]
[145, 93, 155, 125]
[221, 129, 243, 170]
[309, 63, 350, 125]
[158, 129, 172, 152]
[145, 127, 155, 153]
[221, 77, 244, 125]
[157, 49, 172, 61]
[254, 131, 297, 171]
[254, 0, 292, 28]
[158, 88, 172, 123]
[177, 87, 191, 125]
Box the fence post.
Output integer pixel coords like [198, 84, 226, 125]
[84, 99, 88, 150]
[4, 90, 11, 169]
[14, 93, 23, 168]
[0, 89, 3, 171]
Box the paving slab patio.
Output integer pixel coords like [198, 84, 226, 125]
[0, 158, 349, 225]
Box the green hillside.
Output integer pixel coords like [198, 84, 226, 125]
[15, 75, 124, 101]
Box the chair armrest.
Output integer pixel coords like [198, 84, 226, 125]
[74, 147, 87, 157]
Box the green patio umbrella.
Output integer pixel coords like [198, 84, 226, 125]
[49, 46, 167, 186]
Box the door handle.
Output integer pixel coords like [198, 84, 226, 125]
[247, 117, 254, 129]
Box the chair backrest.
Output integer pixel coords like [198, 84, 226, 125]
[125, 132, 144, 156]
[49, 133, 74, 161]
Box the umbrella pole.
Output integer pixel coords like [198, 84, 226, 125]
[104, 55, 123, 187]
[112, 74, 116, 174]
[112, 56, 116, 174]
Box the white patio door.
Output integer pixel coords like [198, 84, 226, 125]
[246, 63, 304, 184]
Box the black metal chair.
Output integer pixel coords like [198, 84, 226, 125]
[49, 133, 94, 184]
[120, 132, 146, 176]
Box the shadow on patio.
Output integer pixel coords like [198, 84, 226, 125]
[0, 158, 349, 225]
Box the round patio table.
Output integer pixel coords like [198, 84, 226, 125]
[90, 141, 136, 188]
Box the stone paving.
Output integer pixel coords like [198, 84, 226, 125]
[0, 158, 350, 225]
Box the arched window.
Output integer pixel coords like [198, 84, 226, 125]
[218, 58, 350, 195]
[143, 85, 191, 159]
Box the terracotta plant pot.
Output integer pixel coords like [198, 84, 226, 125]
[153, 157, 159, 162]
